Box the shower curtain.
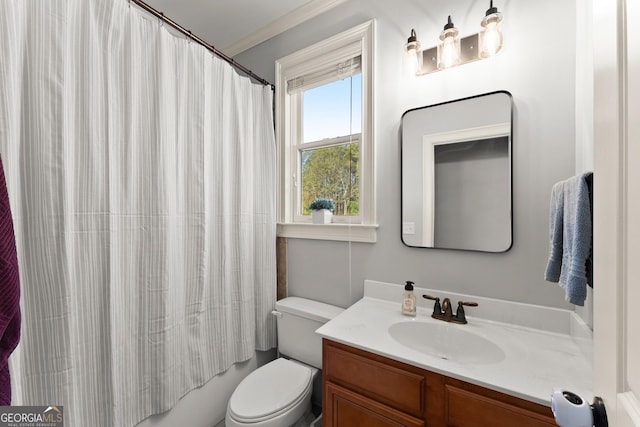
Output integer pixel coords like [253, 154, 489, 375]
[0, 1, 276, 426]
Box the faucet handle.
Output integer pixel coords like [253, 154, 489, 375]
[422, 294, 442, 315]
[459, 301, 478, 307]
[454, 301, 478, 324]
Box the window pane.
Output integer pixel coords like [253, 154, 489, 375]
[301, 142, 360, 216]
[303, 74, 361, 143]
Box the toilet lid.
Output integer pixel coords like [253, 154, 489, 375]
[228, 358, 313, 422]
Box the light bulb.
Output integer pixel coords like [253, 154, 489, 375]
[479, 1, 503, 58]
[404, 29, 422, 75]
[440, 35, 458, 69]
[437, 16, 461, 70]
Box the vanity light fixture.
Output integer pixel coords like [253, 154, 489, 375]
[404, 1, 504, 75]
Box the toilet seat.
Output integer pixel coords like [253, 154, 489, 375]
[227, 358, 316, 425]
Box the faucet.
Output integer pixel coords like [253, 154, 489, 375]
[422, 294, 478, 324]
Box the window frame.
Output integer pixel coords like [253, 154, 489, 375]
[275, 20, 377, 242]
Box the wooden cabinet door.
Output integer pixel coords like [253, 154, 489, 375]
[444, 384, 556, 427]
[323, 340, 425, 418]
[324, 382, 425, 427]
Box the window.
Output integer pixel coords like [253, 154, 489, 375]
[300, 74, 361, 221]
[275, 21, 376, 242]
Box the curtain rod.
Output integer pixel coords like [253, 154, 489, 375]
[130, 0, 274, 89]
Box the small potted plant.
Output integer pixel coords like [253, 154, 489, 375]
[308, 198, 335, 224]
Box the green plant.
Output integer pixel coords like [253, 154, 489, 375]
[308, 198, 335, 212]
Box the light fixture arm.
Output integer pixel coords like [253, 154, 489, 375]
[486, 0, 498, 16]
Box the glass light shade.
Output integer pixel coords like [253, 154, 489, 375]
[479, 12, 503, 57]
[437, 26, 461, 70]
[404, 29, 422, 75]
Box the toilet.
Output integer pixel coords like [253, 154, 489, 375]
[225, 297, 344, 427]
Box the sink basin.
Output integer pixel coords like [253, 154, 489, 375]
[388, 321, 506, 364]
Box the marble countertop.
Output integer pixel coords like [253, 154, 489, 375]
[316, 280, 593, 407]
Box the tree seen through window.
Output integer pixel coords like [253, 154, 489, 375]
[301, 139, 360, 215]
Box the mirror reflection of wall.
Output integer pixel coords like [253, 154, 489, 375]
[434, 137, 510, 250]
[401, 91, 513, 252]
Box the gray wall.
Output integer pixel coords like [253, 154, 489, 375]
[236, 0, 578, 309]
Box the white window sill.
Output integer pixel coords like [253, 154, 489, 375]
[277, 223, 378, 243]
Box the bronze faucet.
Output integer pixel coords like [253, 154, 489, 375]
[422, 294, 478, 324]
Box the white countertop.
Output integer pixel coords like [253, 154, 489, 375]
[316, 280, 593, 407]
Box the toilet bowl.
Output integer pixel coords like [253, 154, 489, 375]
[225, 297, 343, 427]
[225, 358, 317, 427]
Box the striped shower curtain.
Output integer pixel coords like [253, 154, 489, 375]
[0, 0, 277, 425]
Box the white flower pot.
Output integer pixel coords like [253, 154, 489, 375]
[311, 209, 333, 224]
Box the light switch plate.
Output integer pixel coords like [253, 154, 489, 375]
[402, 222, 415, 235]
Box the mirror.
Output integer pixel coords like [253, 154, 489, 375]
[401, 91, 513, 252]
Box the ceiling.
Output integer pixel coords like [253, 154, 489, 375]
[143, 0, 346, 57]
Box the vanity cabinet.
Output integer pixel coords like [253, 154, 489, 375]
[322, 339, 556, 427]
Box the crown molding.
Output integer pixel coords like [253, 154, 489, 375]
[222, 0, 349, 57]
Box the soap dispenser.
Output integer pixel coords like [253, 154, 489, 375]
[402, 281, 417, 316]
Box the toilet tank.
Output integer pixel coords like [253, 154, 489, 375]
[274, 297, 344, 369]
